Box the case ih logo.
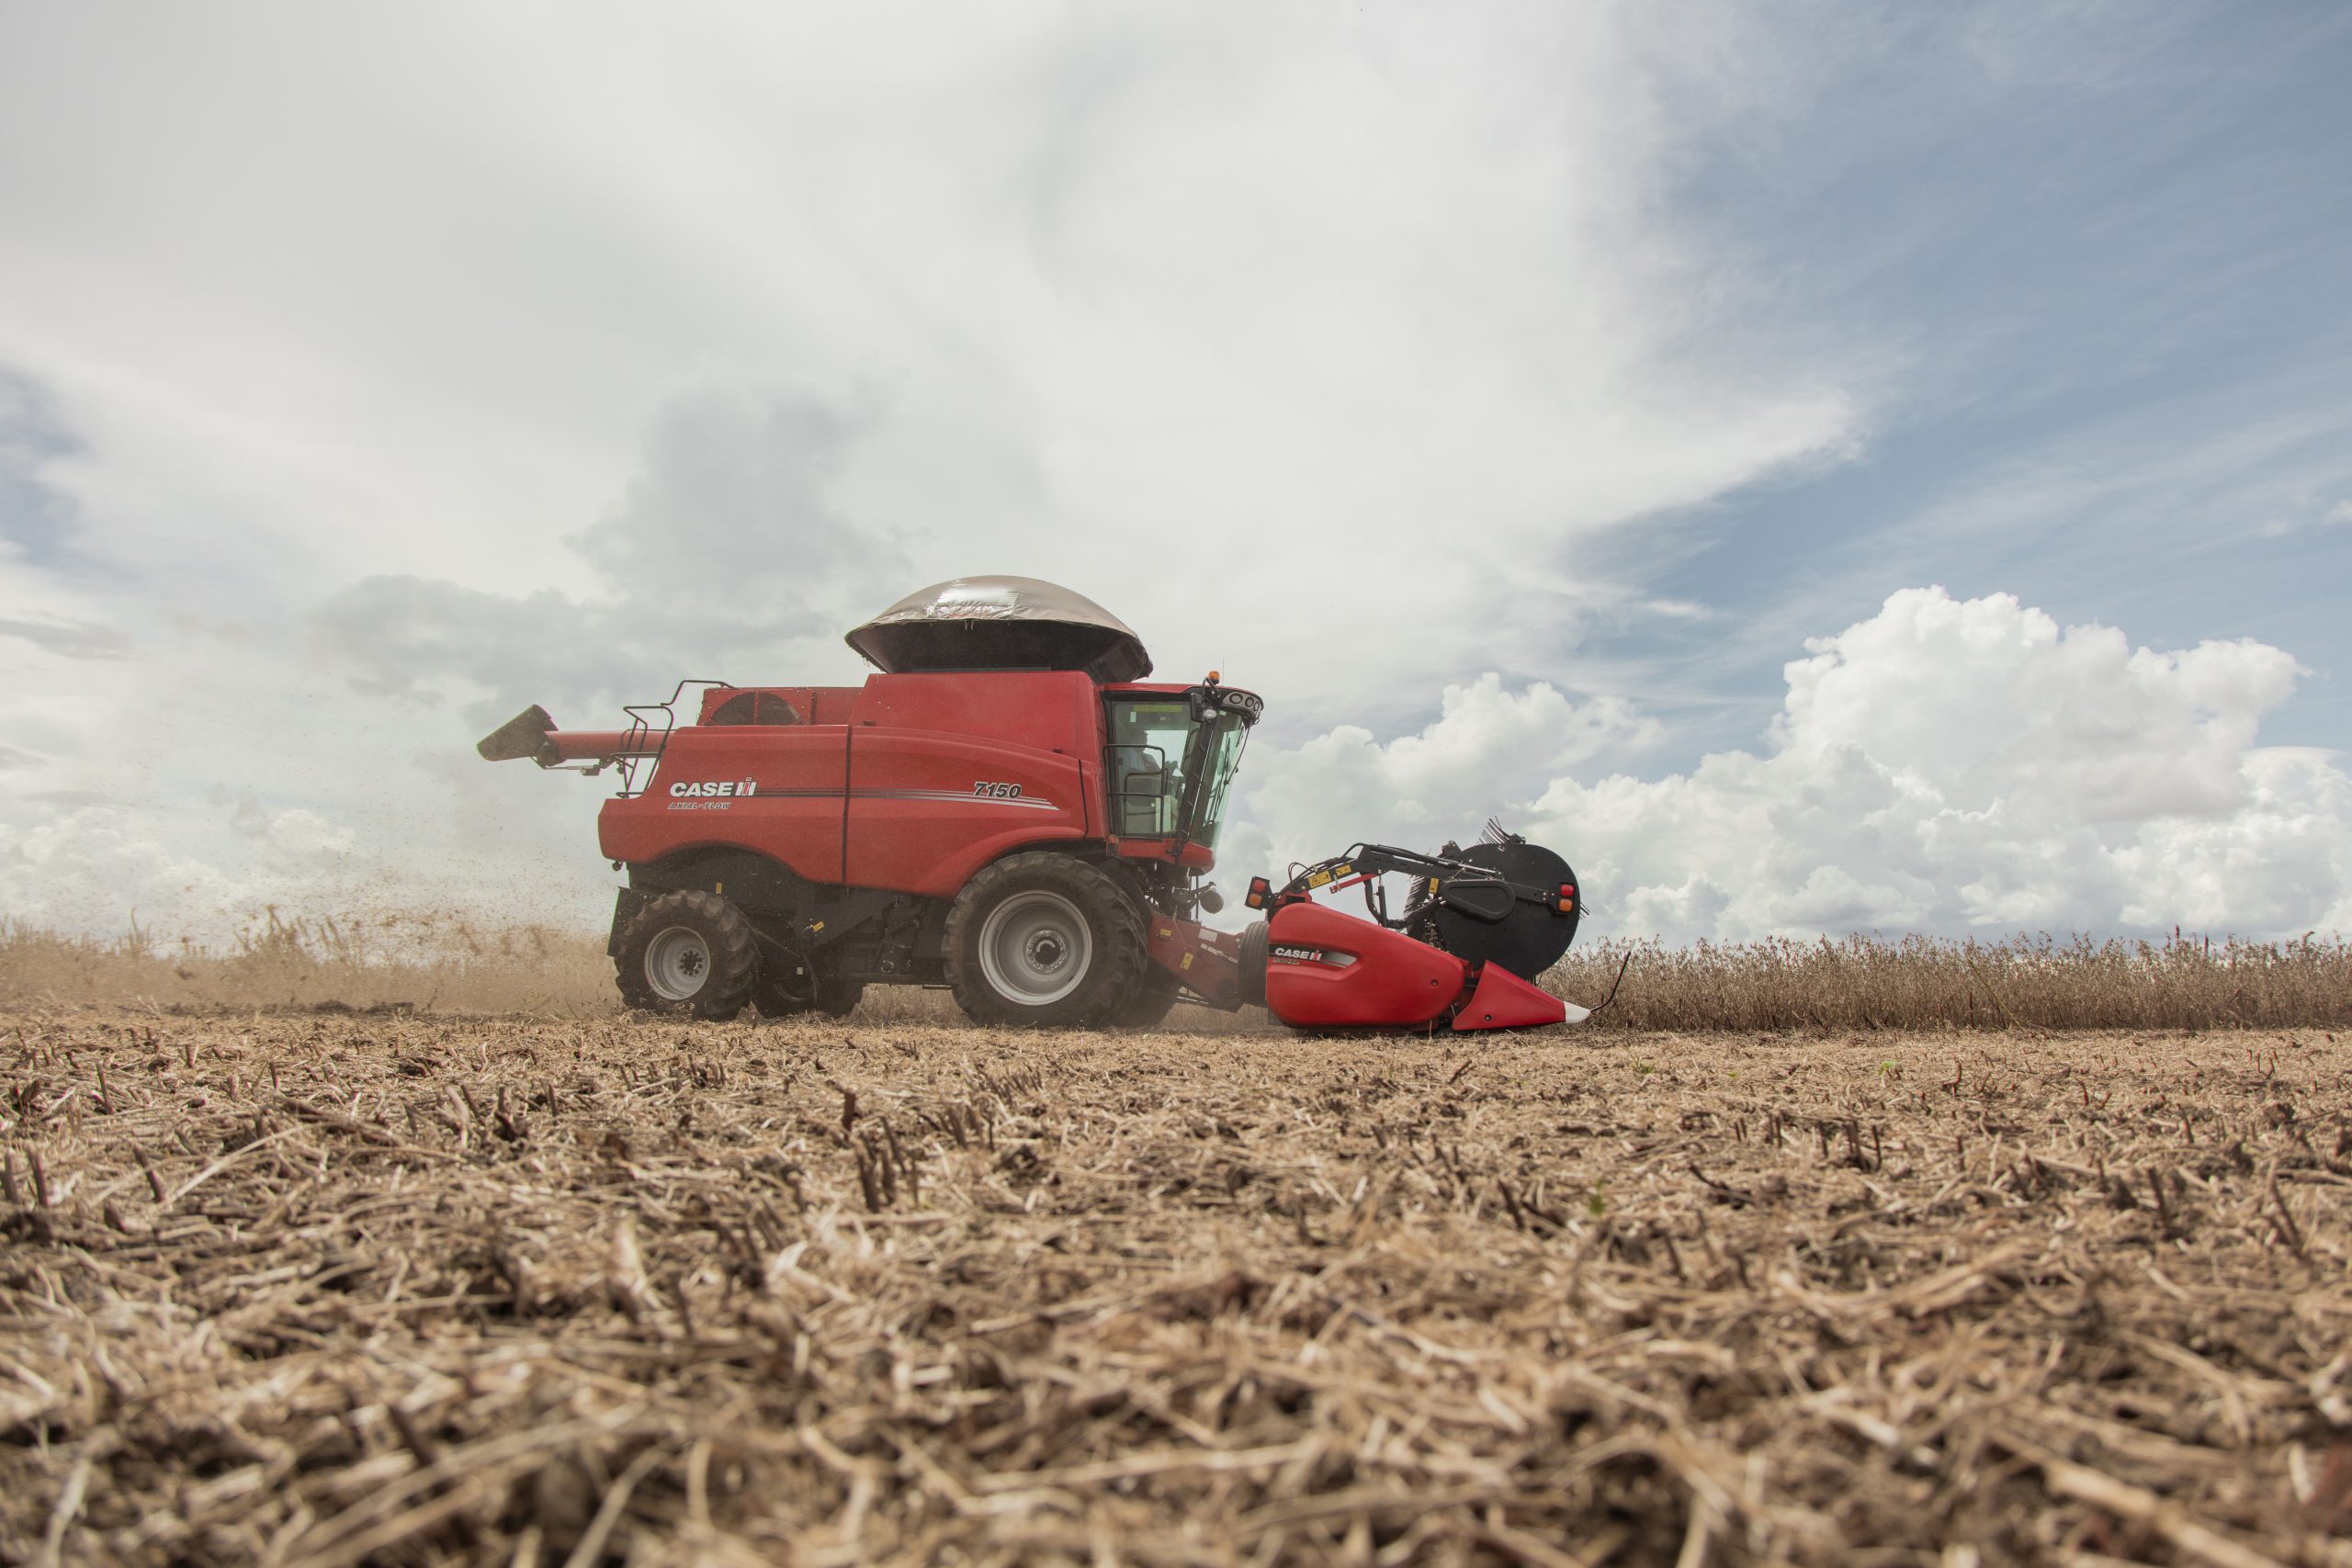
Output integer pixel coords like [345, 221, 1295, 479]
[1272, 943, 1358, 969]
[670, 779, 758, 798]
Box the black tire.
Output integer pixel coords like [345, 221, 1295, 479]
[814, 975, 865, 1018]
[944, 852, 1147, 1027]
[1238, 919, 1269, 1008]
[1106, 968, 1185, 1029]
[614, 890, 758, 1021]
[751, 945, 819, 1019]
[757, 969, 860, 1020]
[752, 976, 812, 1020]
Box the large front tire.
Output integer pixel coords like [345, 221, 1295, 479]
[615, 890, 758, 1021]
[944, 853, 1146, 1027]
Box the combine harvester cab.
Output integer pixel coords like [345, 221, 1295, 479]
[480, 575, 1600, 1032]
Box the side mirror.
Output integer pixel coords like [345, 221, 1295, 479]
[1195, 886, 1225, 915]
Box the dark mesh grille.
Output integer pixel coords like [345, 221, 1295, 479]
[707, 691, 803, 727]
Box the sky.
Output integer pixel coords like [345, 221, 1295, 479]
[2, 0, 2349, 947]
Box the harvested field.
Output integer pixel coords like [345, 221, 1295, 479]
[6, 1011, 2351, 1565]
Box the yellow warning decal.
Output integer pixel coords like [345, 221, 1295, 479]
[1179, 952, 1194, 970]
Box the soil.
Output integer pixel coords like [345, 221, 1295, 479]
[5, 1011, 2348, 1565]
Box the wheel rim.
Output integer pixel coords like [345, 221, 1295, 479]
[977, 890, 1093, 1006]
[644, 925, 713, 1001]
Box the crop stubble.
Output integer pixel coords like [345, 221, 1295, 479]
[4, 1011, 2350, 1566]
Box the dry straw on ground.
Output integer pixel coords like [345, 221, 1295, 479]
[5, 1008, 2350, 1564]
[1548, 933, 2352, 1033]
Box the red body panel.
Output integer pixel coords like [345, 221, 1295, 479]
[1261, 903, 1470, 1029]
[1451, 962, 1567, 1031]
[842, 672, 1099, 897]
[594, 670, 1190, 897]
[599, 725, 851, 883]
[844, 728, 1091, 897]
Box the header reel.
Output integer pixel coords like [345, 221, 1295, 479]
[1247, 826, 1581, 976]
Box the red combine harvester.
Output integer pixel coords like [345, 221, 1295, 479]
[480, 577, 1599, 1031]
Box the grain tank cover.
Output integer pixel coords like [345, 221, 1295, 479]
[845, 576, 1152, 682]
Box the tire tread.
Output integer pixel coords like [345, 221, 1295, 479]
[615, 889, 759, 1021]
[944, 852, 1147, 1028]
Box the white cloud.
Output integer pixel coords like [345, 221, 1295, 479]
[2328, 500, 2352, 525]
[1223, 675, 1659, 878]
[1227, 589, 2352, 942]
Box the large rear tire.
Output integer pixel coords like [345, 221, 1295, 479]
[944, 852, 1146, 1028]
[615, 890, 758, 1021]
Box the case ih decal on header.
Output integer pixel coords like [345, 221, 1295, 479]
[479, 575, 1608, 1031]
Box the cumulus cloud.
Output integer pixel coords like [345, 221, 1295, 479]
[1228, 589, 2351, 942]
[1223, 675, 1658, 876]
